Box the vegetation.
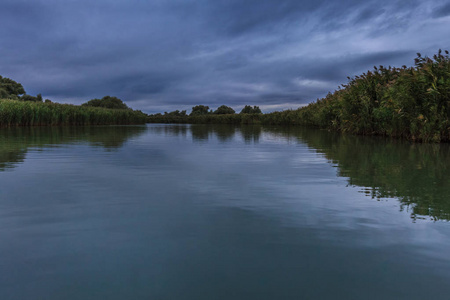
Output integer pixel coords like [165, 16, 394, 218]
[0, 99, 147, 126]
[214, 105, 235, 114]
[0, 75, 46, 102]
[295, 50, 450, 142]
[0, 76, 25, 100]
[148, 51, 450, 142]
[240, 105, 262, 114]
[190, 105, 211, 116]
[0, 76, 147, 126]
[82, 96, 130, 110]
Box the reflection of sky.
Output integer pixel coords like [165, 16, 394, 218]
[1, 124, 450, 299]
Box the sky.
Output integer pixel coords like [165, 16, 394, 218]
[0, 0, 449, 114]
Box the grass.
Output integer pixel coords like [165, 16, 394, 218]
[0, 99, 147, 126]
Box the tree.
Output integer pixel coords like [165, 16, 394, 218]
[240, 105, 262, 114]
[82, 96, 129, 109]
[21, 94, 42, 102]
[0, 76, 25, 99]
[214, 105, 235, 114]
[190, 105, 210, 116]
[164, 110, 187, 117]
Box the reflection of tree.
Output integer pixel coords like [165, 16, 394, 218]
[213, 125, 236, 142]
[190, 125, 235, 142]
[266, 126, 450, 221]
[146, 125, 188, 137]
[240, 125, 262, 143]
[0, 126, 147, 171]
[190, 124, 262, 143]
[190, 125, 210, 141]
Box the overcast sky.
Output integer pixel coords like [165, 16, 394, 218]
[1, 0, 449, 113]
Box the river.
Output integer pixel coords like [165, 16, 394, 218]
[1, 124, 449, 299]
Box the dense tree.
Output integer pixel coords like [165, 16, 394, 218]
[0, 76, 25, 99]
[82, 96, 129, 110]
[190, 105, 210, 116]
[164, 110, 187, 117]
[21, 94, 42, 102]
[214, 105, 235, 114]
[240, 105, 262, 114]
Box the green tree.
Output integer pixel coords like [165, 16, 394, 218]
[0, 76, 25, 98]
[240, 105, 262, 114]
[190, 105, 210, 116]
[82, 96, 129, 109]
[164, 110, 187, 117]
[21, 94, 42, 102]
[214, 105, 235, 114]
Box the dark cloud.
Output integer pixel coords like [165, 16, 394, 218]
[433, 3, 450, 18]
[0, 0, 448, 113]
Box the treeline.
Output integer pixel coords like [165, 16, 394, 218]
[149, 50, 450, 142]
[148, 105, 262, 123]
[0, 77, 146, 126]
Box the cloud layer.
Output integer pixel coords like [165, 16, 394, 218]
[1, 0, 449, 113]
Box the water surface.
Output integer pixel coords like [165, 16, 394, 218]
[1, 124, 449, 299]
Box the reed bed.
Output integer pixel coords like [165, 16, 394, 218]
[0, 100, 147, 126]
[295, 50, 450, 142]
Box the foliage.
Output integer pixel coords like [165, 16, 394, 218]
[0, 76, 25, 99]
[0, 99, 147, 127]
[214, 105, 235, 114]
[190, 105, 210, 116]
[82, 96, 130, 110]
[21, 94, 43, 102]
[165, 110, 187, 117]
[294, 50, 450, 142]
[240, 105, 262, 114]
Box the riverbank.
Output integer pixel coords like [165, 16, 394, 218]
[148, 51, 450, 142]
[0, 99, 147, 126]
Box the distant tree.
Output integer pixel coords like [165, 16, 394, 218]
[164, 110, 187, 117]
[45, 99, 52, 103]
[240, 105, 262, 114]
[82, 96, 129, 109]
[190, 105, 210, 116]
[214, 105, 235, 114]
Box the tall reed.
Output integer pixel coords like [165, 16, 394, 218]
[0, 100, 147, 127]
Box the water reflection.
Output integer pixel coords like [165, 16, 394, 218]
[149, 124, 450, 221]
[272, 127, 450, 221]
[0, 126, 147, 171]
[147, 124, 188, 137]
[1, 124, 449, 221]
[189, 124, 262, 143]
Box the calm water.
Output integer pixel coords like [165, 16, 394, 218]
[1, 124, 450, 299]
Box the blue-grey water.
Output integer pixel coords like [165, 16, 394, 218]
[1, 124, 450, 299]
